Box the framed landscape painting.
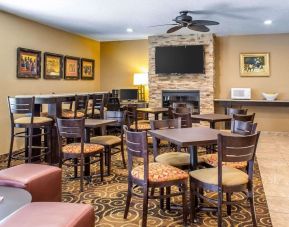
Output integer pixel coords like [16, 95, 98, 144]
[240, 53, 270, 77]
[81, 58, 95, 80]
[17, 48, 41, 79]
[64, 56, 80, 80]
[44, 52, 63, 79]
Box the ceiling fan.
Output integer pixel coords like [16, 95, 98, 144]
[153, 10, 219, 33]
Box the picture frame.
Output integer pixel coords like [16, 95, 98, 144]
[240, 53, 270, 77]
[17, 47, 41, 79]
[44, 52, 63, 79]
[64, 56, 80, 80]
[81, 58, 95, 80]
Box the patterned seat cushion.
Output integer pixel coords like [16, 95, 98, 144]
[130, 122, 151, 130]
[62, 143, 104, 154]
[90, 136, 121, 146]
[62, 110, 85, 118]
[131, 162, 188, 183]
[189, 166, 248, 187]
[14, 117, 53, 124]
[156, 152, 190, 167]
[199, 153, 247, 169]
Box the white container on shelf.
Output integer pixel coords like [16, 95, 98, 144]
[262, 92, 279, 101]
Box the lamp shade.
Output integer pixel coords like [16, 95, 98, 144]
[133, 73, 148, 85]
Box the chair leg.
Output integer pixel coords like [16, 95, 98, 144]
[46, 126, 52, 165]
[166, 186, 171, 211]
[249, 187, 257, 227]
[160, 187, 164, 209]
[124, 180, 133, 219]
[190, 179, 197, 223]
[80, 157, 84, 192]
[142, 186, 149, 227]
[107, 147, 111, 175]
[74, 158, 78, 178]
[181, 183, 188, 226]
[100, 153, 104, 182]
[226, 192, 232, 216]
[7, 128, 15, 167]
[28, 127, 33, 163]
[217, 188, 223, 227]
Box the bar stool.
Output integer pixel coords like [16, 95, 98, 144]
[61, 95, 89, 119]
[7, 96, 54, 167]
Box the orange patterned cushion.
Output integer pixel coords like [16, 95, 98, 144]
[130, 123, 151, 130]
[62, 143, 104, 154]
[131, 162, 188, 183]
[200, 153, 247, 169]
[62, 110, 85, 118]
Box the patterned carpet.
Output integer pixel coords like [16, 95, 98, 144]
[59, 145, 272, 227]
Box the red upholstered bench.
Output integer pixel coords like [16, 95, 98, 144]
[0, 202, 95, 227]
[0, 164, 61, 202]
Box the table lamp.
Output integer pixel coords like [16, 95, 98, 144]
[133, 72, 148, 101]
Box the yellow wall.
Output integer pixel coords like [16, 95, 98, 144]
[0, 12, 100, 154]
[100, 36, 289, 132]
[100, 40, 148, 94]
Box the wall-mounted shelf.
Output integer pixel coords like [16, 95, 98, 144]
[214, 99, 289, 107]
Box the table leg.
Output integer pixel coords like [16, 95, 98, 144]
[189, 145, 198, 170]
[155, 113, 159, 120]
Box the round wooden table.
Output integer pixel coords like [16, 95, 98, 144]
[0, 186, 32, 221]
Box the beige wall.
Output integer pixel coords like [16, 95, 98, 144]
[0, 12, 100, 154]
[100, 40, 148, 91]
[100, 35, 289, 132]
[215, 35, 289, 131]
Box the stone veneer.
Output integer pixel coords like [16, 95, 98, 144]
[148, 34, 215, 114]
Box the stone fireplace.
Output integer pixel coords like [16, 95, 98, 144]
[148, 34, 215, 114]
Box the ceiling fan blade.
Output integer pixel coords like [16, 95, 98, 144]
[167, 26, 183, 33]
[192, 20, 219, 26]
[150, 24, 178, 27]
[188, 24, 210, 32]
[186, 9, 249, 19]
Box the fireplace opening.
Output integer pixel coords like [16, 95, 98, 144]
[162, 90, 200, 114]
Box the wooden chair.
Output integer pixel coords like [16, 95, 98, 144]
[62, 95, 89, 119]
[90, 111, 126, 175]
[87, 93, 105, 119]
[107, 97, 121, 111]
[190, 132, 260, 227]
[7, 96, 53, 167]
[225, 108, 248, 129]
[124, 105, 151, 131]
[173, 112, 192, 128]
[56, 118, 104, 192]
[200, 121, 258, 169]
[123, 125, 188, 227]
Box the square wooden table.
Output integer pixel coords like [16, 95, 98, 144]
[149, 127, 225, 170]
[191, 114, 232, 128]
[137, 108, 168, 120]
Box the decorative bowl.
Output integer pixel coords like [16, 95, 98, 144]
[262, 92, 279, 101]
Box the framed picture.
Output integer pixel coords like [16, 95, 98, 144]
[64, 56, 80, 80]
[81, 58, 95, 80]
[17, 48, 41, 79]
[44, 52, 63, 79]
[240, 53, 270, 77]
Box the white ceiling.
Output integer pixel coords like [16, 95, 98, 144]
[1, 0, 289, 41]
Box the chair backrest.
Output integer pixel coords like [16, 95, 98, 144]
[226, 107, 248, 115]
[150, 118, 181, 130]
[8, 96, 35, 124]
[173, 103, 187, 108]
[123, 125, 148, 182]
[232, 120, 257, 135]
[124, 105, 138, 130]
[56, 118, 85, 140]
[173, 112, 192, 128]
[91, 94, 105, 118]
[74, 95, 89, 118]
[168, 106, 174, 119]
[218, 132, 260, 184]
[105, 111, 124, 126]
[107, 97, 120, 111]
[233, 113, 255, 122]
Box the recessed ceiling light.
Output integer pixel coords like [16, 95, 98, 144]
[126, 28, 133, 33]
[264, 20, 272, 25]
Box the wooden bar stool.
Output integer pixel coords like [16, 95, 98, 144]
[7, 96, 53, 167]
[61, 95, 89, 119]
